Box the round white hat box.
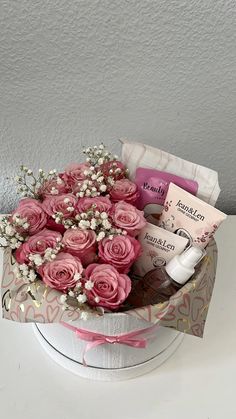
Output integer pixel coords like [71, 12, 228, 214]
[34, 313, 184, 381]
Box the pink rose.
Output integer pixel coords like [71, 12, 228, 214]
[62, 228, 97, 266]
[42, 194, 78, 219]
[98, 235, 141, 273]
[13, 198, 48, 235]
[84, 264, 131, 310]
[100, 160, 126, 180]
[38, 252, 83, 292]
[76, 196, 112, 214]
[15, 228, 62, 264]
[37, 175, 68, 198]
[46, 218, 66, 234]
[110, 179, 139, 204]
[62, 162, 89, 188]
[112, 201, 146, 237]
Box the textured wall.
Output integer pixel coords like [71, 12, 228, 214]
[0, 0, 235, 213]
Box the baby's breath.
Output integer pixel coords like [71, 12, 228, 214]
[14, 166, 59, 199]
[0, 215, 28, 249]
[82, 143, 117, 167]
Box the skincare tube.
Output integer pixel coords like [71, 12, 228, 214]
[132, 222, 189, 278]
[159, 183, 227, 248]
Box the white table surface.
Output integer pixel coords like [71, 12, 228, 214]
[0, 216, 235, 419]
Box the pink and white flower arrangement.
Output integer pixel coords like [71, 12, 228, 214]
[0, 144, 146, 316]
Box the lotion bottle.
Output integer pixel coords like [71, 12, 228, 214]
[128, 246, 205, 307]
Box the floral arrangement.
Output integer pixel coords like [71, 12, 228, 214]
[0, 144, 146, 315]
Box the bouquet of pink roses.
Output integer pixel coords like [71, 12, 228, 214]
[0, 144, 146, 314]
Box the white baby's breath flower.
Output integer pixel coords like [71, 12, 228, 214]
[77, 294, 87, 304]
[50, 187, 59, 195]
[68, 290, 75, 297]
[64, 198, 70, 204]
[100, 212, 108, 220]
[102, 219, 111, 230]
[99, 184, 107, 192]
[57, 177, 63, 185]
[107, 177, 115, 186]
[81, 184, 87, 192]
[80, 213, 87, 219]
[19, 263, 28, 271]
[97, 231, 106, 241]
[98, 158, 104, 165]
[94, 296, 100, 303]
[74, 272, 82, 281]
[85, 280, 94, 291]
[79, 220, 90, 230]
[90, 218, 97, 230]
[29, 254, 43, 267]
[5, 225, 15, 236]
[29, 270, 37, 281]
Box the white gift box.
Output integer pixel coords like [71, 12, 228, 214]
[34, 314, 184, 381]
[2, 239, 217, 381]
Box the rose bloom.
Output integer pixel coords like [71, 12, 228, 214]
[42, 194, 78, 219]
[100, 160, 126, 180]
[15, 228, 62, 264]
[37, 175, 68, 199]
[110, 179, 139, 205]
[13, 198, 48, 235]
[76, 196, 112, 214]
[38, 252, 83, 292]
[98, 235, 141, 274]
[46, 218, 66, 234]
[84, 264, 131, 310]
[112, 201, 146, 237]
[61, 162, 89, 188]
[62, 228, 97, 266]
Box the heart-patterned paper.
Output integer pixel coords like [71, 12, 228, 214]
[127, 239, 217, 337]
[1, 239, 217, 338]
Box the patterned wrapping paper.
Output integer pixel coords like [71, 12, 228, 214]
[1, 239, 217, 337]
[127, 239, 217, 337]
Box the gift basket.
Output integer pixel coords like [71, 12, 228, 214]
[0, 140, 226, 381]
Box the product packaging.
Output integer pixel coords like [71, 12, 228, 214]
[135, 167, 198, 216]
[159, 183, 227, 248]
[132, 222, 188, 277]
[128, 246, 205, 308]
[121, 138, 220, 205]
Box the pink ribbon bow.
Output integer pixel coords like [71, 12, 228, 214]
[61, 321, 160, 366]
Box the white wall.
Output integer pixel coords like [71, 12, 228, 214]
[0, 0, 235, 213]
